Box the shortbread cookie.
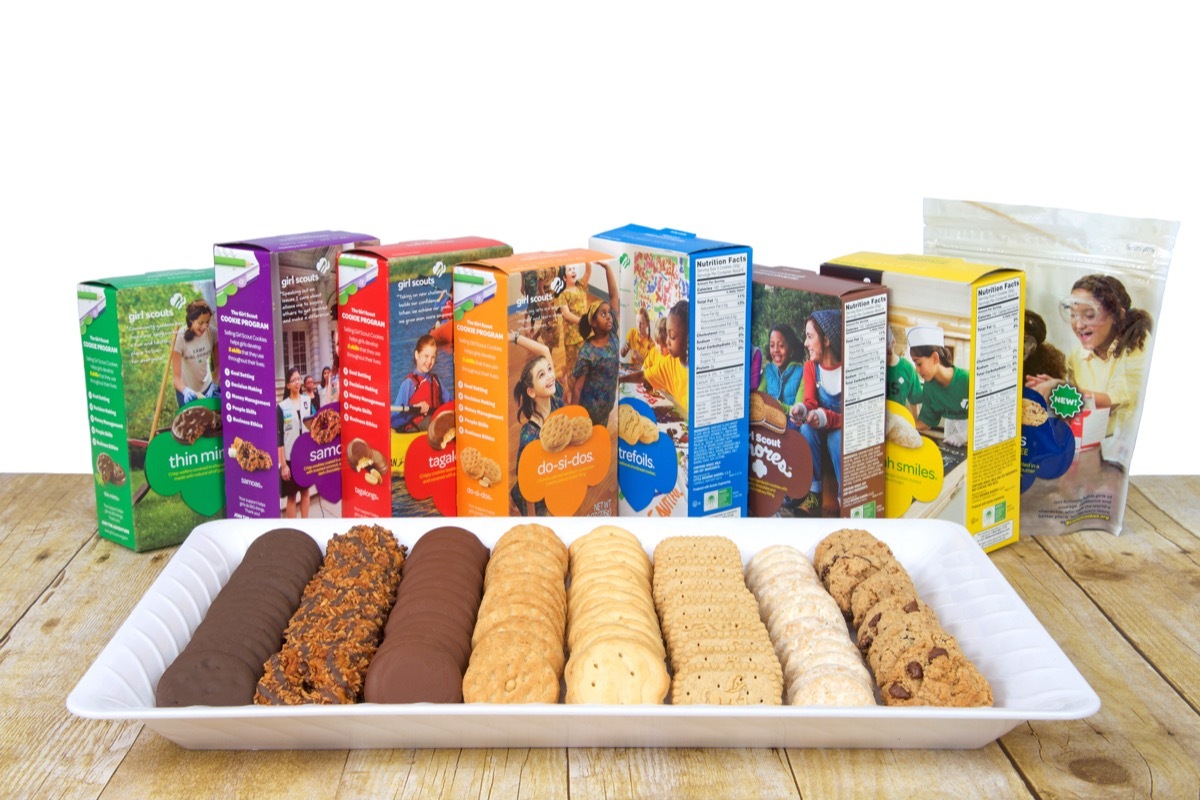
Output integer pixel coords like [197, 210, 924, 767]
[618, 404, 643, 445]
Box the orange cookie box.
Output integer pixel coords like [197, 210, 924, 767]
[453, 249, 619, 517]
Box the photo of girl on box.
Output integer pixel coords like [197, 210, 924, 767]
[757, 323, 804, 409]
[568, 262, 619, 428]
[557, 262, 591, 396]
[908, 325, 969, 448]
[171, 298, 219, 408]
[277, 367, 312, 518]
[509, 331, 563, 515]
[622, 299, 691, 417]
[1026, 274, 1153, 464]
[794, 309, 844, 516]
[391, 334, 449, 433]
[621, 306, 654, 366]
[886, 325, 923, 412]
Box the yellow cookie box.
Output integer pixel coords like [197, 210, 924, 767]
[822, 253, 1024, 552]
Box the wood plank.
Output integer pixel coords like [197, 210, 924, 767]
[786, 747, 1030, 798]
[0, 532, 173, 799]
[1033, 489, 1200, 711]
[0, 473, 97, 636]
[343, 748, 568, 799]
[1131, 475, 1200, 545]
[568, 748, 798, 800]
[101, 733, 346, 799]
[992, 536, 1200, 798]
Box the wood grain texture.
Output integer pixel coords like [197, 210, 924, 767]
[0, 530, 172, 797]
[993, 532, 1200, 798]
[0, 473, 97, 636]
[569, 748, 799, 800]
[786, 748, 1031, 799]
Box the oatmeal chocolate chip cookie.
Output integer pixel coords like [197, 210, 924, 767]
[308, 407, 341, 445]
[459, 446, 485, 479]
[96, 452, 127, 487]
[231, 436, 273, 472]
[540, 412, 573, 453]
[172, 405, 221, 445]
[1022, 398, 1049, 427]
[877, 633, 993, 707]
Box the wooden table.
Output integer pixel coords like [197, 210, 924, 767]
[3, 473, 1198, 799]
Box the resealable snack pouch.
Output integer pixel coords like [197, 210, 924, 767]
[923, 199, 1179, 536]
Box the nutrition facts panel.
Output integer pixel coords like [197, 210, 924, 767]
[973, 278, 1022, 451]
[693, 253, 748, 428]
[843, 294, 888, 454]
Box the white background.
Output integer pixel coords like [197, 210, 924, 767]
[2, 2, 1195, 475]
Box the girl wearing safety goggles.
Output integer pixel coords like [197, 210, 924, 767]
[1026, 274, 1152, 445]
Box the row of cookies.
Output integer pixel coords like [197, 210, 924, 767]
[814, 529, 993, 707]
[255, 524, 405, 704]
[745, 544, 875, 706]
[364, 526, 488, 703]
[652, 535, 783, 705]
[564, 525, 669, 703]
[462, 523, 569, 702]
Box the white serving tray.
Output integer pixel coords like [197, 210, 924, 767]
[68, 517, 1098, 750]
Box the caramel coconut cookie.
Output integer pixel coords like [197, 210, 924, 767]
[308, 407, 341, 445]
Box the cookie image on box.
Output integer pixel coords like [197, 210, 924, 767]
[460, 446, 485, 480]
[171, 405, 222, 446]
[569, 415, 593, 447]
[885, 414, 923, 449]
[540, 412, 574, 453]
[1022, 398, 1049, 427]
[750, 392, 788, 434]
[96, 453, 127, 487]
[308, 408, 341, 445]
[230, 437, 273, 472]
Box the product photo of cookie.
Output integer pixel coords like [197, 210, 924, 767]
[460, 446, 485, 479]
[478, 457, 502, 487]
[569, 415, 593, 446]
[95, 452, 126, 486]
[171, 405, 221, 445]
[749, 392, 788, 434]
[308, 407, 341, 445]
[1022, 398, 1049, 427]
[885, 414, 923, 449]
[230, 436, 272, 472]
[540, 411, 573, 453]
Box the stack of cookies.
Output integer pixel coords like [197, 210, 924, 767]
[256, 524, 405, 704]
[745, 545, 875, 706]
[563, 525, 669, 703]
[814, 529, 993, 707]
[652, 535, 783, 705]
[364, 526, 488, 703]
[462, 523, 568, 703]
